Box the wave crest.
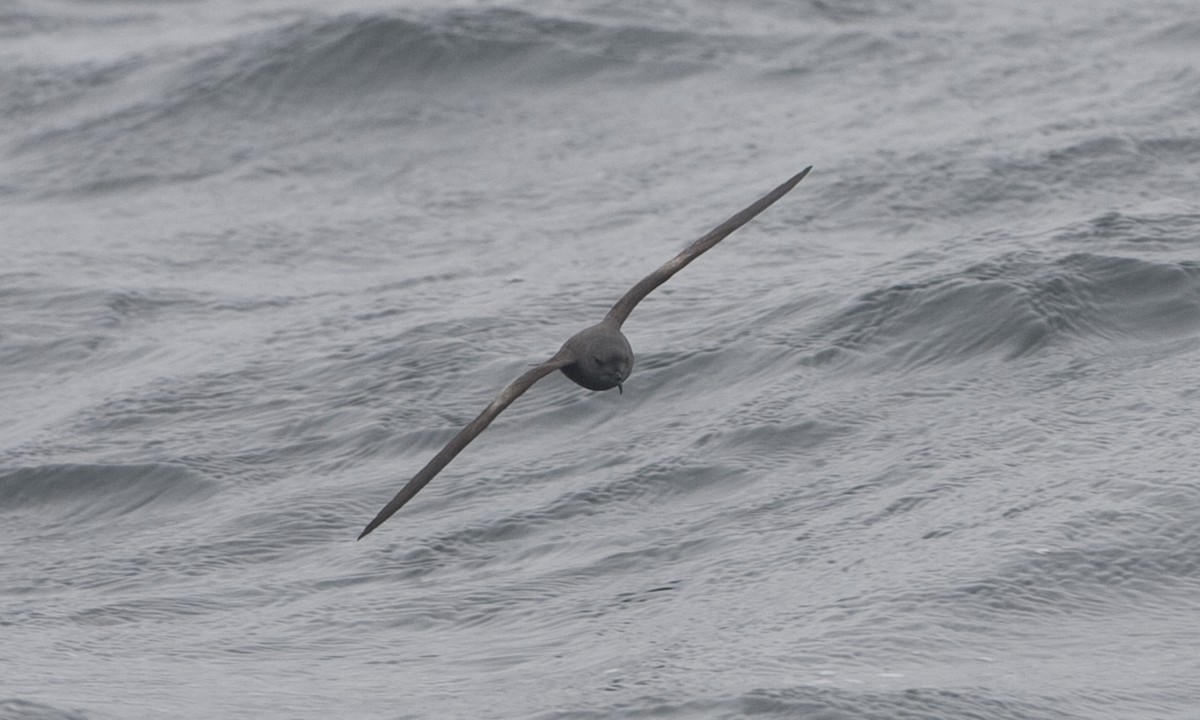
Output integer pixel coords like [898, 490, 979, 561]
[815, 249, 1200, 368]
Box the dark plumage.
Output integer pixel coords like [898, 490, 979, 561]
[358, 167, 812, 539]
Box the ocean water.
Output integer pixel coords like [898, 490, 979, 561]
[3, 0, 1200, 718]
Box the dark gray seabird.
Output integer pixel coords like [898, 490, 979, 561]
[359, 166, 812, 539]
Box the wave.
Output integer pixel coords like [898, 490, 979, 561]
[0, 463, 218, 529]
[171, 10, 622, 108]
[0, 699, 90, 720]
[168, 5, 903, 106]
[537, 684, 1077, 720]
[6, 7, 734, 123]
[0, 282, 203, 374]
[4, 7, 730, 197]
[0, 5, 784, 127]
[812, 246, 1200, 369]
[1, 4, 951, 198]
[952, 514, 1200, 619]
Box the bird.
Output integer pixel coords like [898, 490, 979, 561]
[358, 166, 812, 539]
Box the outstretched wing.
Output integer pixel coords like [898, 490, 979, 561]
[358, 347, 575, 539]
[605, 166, 812, 328]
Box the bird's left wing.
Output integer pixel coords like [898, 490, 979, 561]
[358, 347, 575, 539]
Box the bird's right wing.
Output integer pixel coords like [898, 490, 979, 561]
[358, 347, 575, 539]
[605, 167, 811, 328]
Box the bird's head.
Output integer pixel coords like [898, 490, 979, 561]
[560, 322, 634, 392]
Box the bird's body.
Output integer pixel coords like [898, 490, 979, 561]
[559, 320, 633, 392]
[358, 166, 812, 539]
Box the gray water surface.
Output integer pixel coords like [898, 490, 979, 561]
[3, 1, 1200, 719]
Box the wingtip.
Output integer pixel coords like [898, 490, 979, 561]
[770, 166, 812, 198]
[357, 518, 380, 541]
